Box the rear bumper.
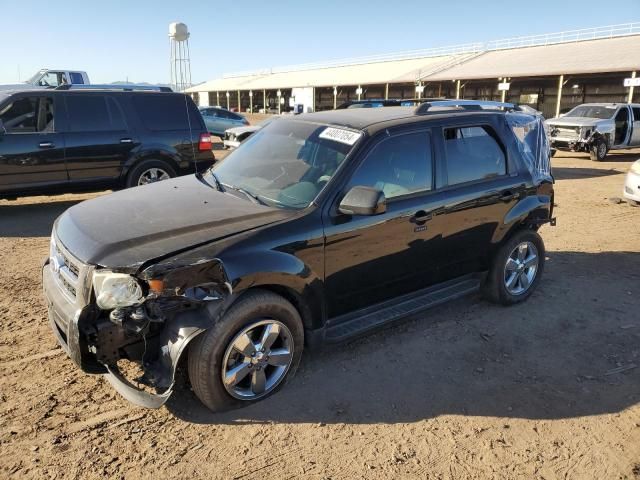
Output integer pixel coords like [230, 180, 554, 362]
[623, 170, 640, 202]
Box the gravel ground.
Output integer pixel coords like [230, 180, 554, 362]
[1, 145, 639, 479]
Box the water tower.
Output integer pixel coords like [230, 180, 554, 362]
[169, 22, 192, 92]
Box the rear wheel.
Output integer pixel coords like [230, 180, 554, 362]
[589, 139, 608, 162]
[483, 229, 545, 305]
[188, 290, 304, 412]
[125, 159, 176, 188]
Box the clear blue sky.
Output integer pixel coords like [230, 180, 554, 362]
[2, 0, 639, 85]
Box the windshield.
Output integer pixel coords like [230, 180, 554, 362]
[208, 119, 359, 209]
[25, 70, 45, 85]
[565, 105, 616, 119]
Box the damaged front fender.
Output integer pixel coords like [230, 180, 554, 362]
[104, 297, 233, 409]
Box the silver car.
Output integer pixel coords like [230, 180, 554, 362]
[199, 106, 248, 139]
[546, 103, 640, 161]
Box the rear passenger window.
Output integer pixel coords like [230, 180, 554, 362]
[347, 131, 432, 199]
[443, 126, 506, 185]
[133, 95, 188, 131]
[66, 95, 111, 132]
[107, 97, 127, 130]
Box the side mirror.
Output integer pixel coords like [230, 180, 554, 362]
[339, 186, 386, 216]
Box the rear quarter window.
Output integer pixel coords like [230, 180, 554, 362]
[132, 94, 191, 131]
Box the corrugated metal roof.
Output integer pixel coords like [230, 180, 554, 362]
[187, 35, 640, 93]
[427, 35, 640, 80]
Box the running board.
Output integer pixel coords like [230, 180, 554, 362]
[324, 274, 482, 343]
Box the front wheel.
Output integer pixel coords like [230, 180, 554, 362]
[483, 229, 545, 305]
[589, 139, 608, 162]
[188, 290, 304, 412]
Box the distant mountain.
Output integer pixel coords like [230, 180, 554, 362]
[110, 81, 172, 88]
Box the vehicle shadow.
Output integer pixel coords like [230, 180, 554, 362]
[166, 250, 640, 425]
[552, 167, 622, 180]
[0, 198, 84, 237]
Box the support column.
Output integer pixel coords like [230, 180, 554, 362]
[249, 91, 253, 113]
[226, 92, 230, 110]
[455, 80, 461, 99]
[500, 78, 506, 103]
[357, 85, 362, 101]
[555, 74, 564, 118]
[216, 91, 220, 107]
[628, 71, 636, 104]
[384, 83, 389, 100]
[333, 86, 337, 109]
[237, 90, 241, 112]
[312, 87, 316, 113]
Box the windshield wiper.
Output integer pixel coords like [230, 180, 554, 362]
[208, 172, 225, 192]
[221, 183, 266, 205]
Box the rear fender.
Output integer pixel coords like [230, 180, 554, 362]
[493, 194, 552, 243]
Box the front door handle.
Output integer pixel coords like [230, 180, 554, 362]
[120, 138, 133, 144]
[38, 142, 54, 149]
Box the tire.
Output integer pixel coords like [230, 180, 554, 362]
[188, 289, 304, 412]
[482, 229, 545, 306]
[125, 159, 176, 188]
[589, 139, 608, 162]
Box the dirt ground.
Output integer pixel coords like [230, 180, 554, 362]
[1, 144, 640, 480]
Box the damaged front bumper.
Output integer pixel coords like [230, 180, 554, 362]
[43, 260, 228, 409]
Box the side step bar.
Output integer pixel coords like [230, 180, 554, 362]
[324, 274, 482, 343]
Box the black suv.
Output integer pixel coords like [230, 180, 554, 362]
[0, 86, 214, 199]
[42, 101, 554, 411]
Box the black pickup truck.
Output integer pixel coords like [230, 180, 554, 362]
[43, 100, 554, 411]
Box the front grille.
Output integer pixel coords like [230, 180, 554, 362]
[51, 235, 91, 304]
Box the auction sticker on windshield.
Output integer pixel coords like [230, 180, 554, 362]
[319, 127, 362, 146]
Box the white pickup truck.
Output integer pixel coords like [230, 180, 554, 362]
[546, 103, 640, 161]
[0, 69, 90, 90]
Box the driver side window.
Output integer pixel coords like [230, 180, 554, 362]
[347, 131, 433, 199]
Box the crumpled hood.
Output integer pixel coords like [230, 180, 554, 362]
[55, 174, 292, 269]
[227, 125, 261, 135]
[546, 116, 609, 127]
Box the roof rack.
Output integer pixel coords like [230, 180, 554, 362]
[54, 84, 173, 92]
[415, 100, 521, 115]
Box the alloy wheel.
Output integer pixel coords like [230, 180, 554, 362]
[221, 319, 294, 400]
[503, 241, 539, 295]
[137, 168, 171, 186]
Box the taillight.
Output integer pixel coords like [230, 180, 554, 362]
[199, 133, 212, 151]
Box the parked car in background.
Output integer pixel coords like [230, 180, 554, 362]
[546, 103, 640, 161]
[43, 100, 554, 412]
[223, 116, 280, 149]
[623, 159, 640, 206]
[199, 106, 249, 138]
[0, 69, 90, 91]
[0, 86, 214, 199]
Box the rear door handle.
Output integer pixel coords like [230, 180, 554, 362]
[412, 210, 433, 224]
[38, 142, 54, 149]
[499, 191, 519, 202]
[120, 138, 133, 144]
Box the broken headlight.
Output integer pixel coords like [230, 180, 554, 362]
[93, 271, 144, 310]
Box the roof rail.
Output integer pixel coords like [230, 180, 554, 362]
[54, 84, 173, 92]
[415, 99, 520, 115]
